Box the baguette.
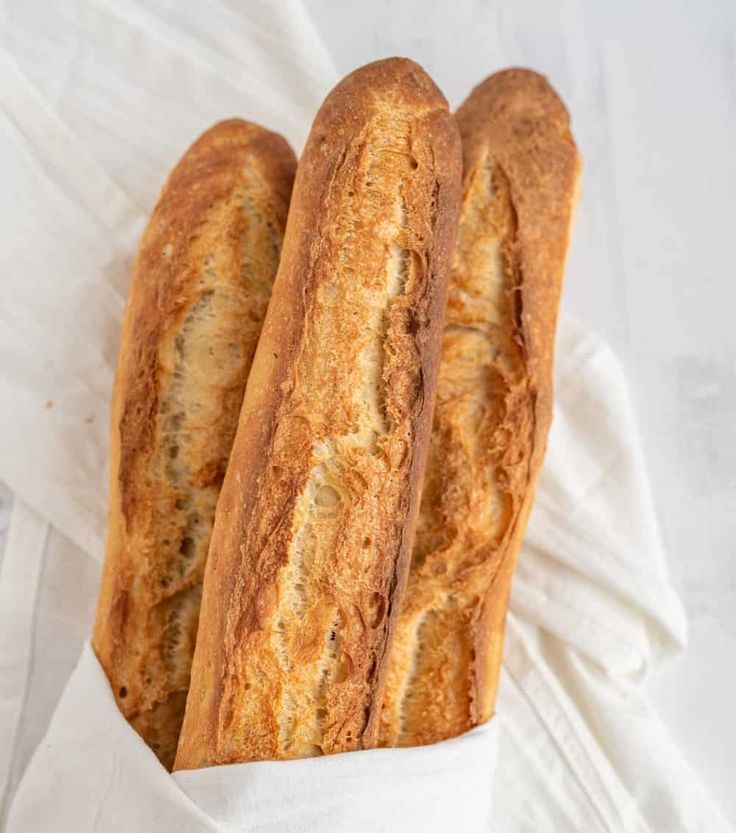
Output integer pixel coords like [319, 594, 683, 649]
[380, 69, 581, 747]
[175, 58, 462, 769]
[92, 120, 296, 769]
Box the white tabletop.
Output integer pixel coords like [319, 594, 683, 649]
[302, 0, 736, 823]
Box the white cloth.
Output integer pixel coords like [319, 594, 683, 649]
[0, 0, 731, 831]
[6, 643, 498, 832]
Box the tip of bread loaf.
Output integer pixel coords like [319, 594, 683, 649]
[175, 119, 296, 173]
[326, 57, 451, 114]
[192, 118, 290, 144]
[154, 119, 297, 230]
[460, 68, 574, 133]
[456, 68, 581, 244]
[297, 57, 459, 212]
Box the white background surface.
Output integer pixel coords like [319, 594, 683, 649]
[301, 0, 736, 823]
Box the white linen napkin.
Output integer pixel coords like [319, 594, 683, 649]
[0, 0, 731, 831]
[6, 643, 497, 832]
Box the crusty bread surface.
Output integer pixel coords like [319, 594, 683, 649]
[379, 69, 581, 747]
[175, 58, 462, 770]
[92, 119, 296, 769]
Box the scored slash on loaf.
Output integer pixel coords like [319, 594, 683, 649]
[93, 120, 296, 769]
[174, 58, 462, 769]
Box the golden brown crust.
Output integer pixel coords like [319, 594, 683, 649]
[380, 69, 581, 746]
[175, 58, 461, 770]
[92, 119, 296, 769]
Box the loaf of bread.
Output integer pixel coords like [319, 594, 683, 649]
[379, 69, 581, 747]
[92, 120, 296, 769]
[174, 58, 461, 770]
